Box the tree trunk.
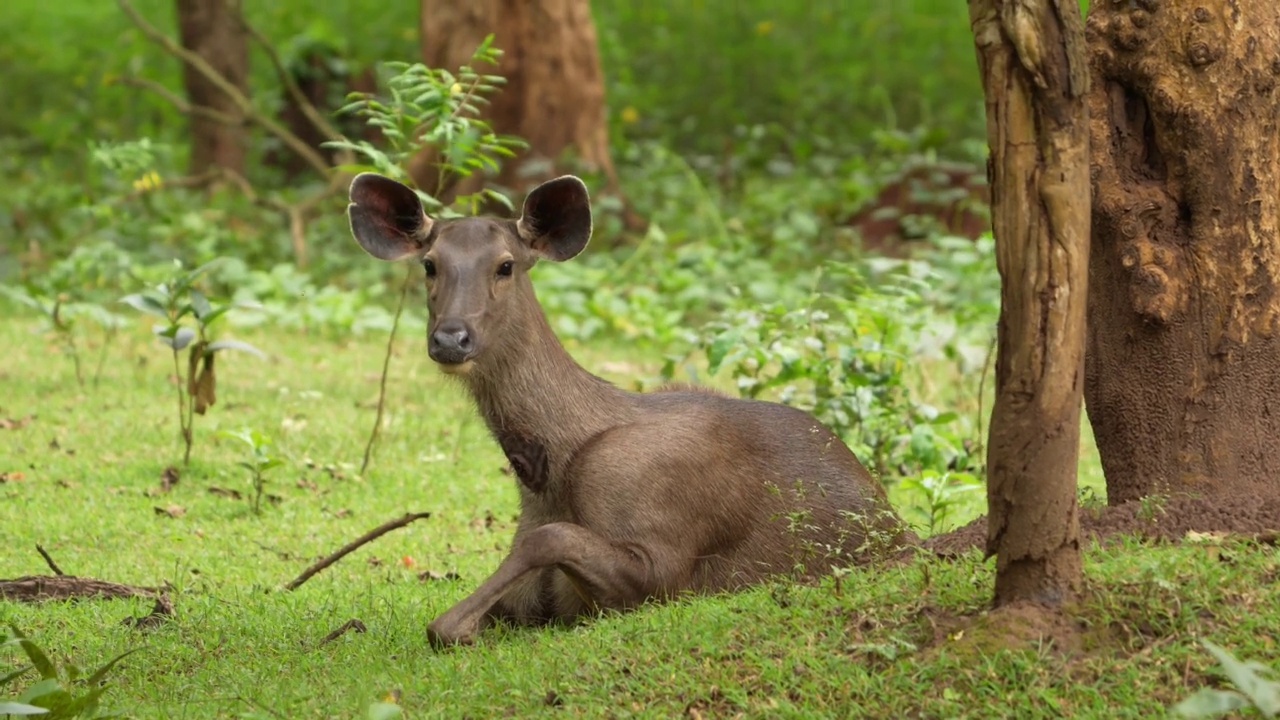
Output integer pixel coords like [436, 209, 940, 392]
[1085, 1, 1280, 505]
[414, 0, 616, 200]
[969, 0, 1090, 606]
[175, 0, 248, 175]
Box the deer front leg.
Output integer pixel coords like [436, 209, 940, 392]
[427, 521, 660, 647]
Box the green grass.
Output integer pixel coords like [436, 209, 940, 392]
[2, 316, 1273, 719]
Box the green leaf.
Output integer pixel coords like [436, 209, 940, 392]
[1, 664, 32, 687]
[15, 677, 65, 704]
[258, 458, 284, 472]
[155, 326, 196, 351]
[707, 331, 740, 375]
[190, 290, 212, 322]
[205, 340, 266, 359]
[1201, 639, 1280, 716]
[85, 647, 143, 687]
[367, 702, 403, 720]
[119, 293, 168, 319]
[0, 702, 49, 715]
[13, 634, 57, 681]
[1173, 688, 1248, 718]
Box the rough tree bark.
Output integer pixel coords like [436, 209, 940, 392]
[969, 0, 1090, 606]
[413, 0, 616, 199]
[175, 0, 248, 174]
[1085, 0, 1280, 505]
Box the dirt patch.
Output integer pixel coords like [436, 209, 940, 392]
[925, 493, 1280, 557]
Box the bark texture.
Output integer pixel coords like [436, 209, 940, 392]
[414, 0, 616, 199]
[1085, 0, 1280, 504]
[175, 0, 248, 174]
[969, 0, 1090, 606]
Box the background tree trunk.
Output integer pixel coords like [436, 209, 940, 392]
[969, 0, 1089, 606]
[175, 0, 248, 175]
[414, 0, 616, 201]
[1085, 0, 1280, 505]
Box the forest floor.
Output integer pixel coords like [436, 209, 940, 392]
[3, 318, 1279, 719]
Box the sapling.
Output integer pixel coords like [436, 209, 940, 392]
[221, 428, 283, 515]
[121, 258, 264, 466]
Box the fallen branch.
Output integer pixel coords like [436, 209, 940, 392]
[35, 544, 65, 576]
[0, 575, 162, 603]
[284, 512, 431, 591]
[317, 618, 367, 647]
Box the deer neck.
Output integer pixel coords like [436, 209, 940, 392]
[462, 304, 631, 493]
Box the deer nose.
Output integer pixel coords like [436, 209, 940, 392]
[429, 320, 475, 364]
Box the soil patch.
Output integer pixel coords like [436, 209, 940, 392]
[925, 492, 1280, 557]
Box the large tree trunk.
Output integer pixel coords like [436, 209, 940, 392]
[1085, 1, 1280, 505]
[414, 0, 616, 200]
[969, 0, 1089, 606]
[175, 0, 248, 175]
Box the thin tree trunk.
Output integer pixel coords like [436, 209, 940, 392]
[1085, 0, 1280, 505]
[414, 0, 616, 200]
[175, 0, 248, 175]
[969, 0, 1090, 606]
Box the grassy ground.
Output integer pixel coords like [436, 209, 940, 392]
[2, 316, 1274, 719]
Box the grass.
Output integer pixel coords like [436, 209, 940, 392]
[2, 315, 1274, 719]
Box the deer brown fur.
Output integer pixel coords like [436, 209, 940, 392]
[347, 172, 914, 647]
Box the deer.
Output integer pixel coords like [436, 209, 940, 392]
[346, 172, 914, 647]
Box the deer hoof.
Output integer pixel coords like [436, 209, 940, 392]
[427, 620, 477, 649]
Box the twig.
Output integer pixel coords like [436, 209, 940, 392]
[233, 7, 342, 145]
[35, 544, 65, 576]
[116, 0, 333, 178]
[361, 266, 415, 474]
[113, 76, 243, 126]
[317, 618, 367, 647]
[284, 511, 431, 591]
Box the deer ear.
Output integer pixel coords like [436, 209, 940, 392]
[347, 173, 435, 261]
[516, 175, 592, 262]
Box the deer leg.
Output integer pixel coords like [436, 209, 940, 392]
[427, 521, 659, 647]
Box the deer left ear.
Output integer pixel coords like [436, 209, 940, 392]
[516, 176, 592, 262]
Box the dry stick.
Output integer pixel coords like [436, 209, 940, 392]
[360, 266, 415, 475]
[116, 0, 332, 179]
[317, 618, 368, 647]
[284, 512, 431, 591]
[234, 7, 342, 144]
[113, 76, 242, 126]
[35, 544, 65, 576]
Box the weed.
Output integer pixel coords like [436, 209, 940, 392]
[1, 626, 136, 719]
[120, 258, 264, 466]
[221, 428, 285, 515]
[1174, 639, 1280, 718]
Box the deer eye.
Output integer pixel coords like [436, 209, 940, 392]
[497, 260, 514, 278]
[424, 259, 437, 278]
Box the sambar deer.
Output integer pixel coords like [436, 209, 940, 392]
[346, 173, 912, 646]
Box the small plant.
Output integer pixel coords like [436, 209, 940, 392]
[669, 259, 981, 484]
[324, 36, 526, 474]
[1174, 639, 1280, 718]
[1, 626, 136, 718]
[121, 259, 264, 466]
[221, 428, 284, 515]
[0, 243, 133, 387]
[898, 470, 984, 536]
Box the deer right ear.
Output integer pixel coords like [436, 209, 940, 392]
[347, 173, 435, 261]
[516, 175, 592, 262]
